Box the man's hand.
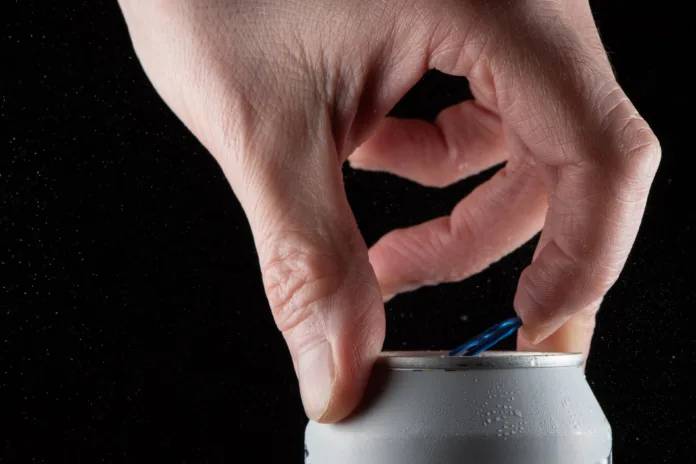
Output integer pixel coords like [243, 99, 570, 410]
[118, 0, 660, 422]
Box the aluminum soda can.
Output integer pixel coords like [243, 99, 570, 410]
[304, 351, 612, 464]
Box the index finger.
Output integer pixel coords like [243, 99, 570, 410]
[494, 22, 661, 349]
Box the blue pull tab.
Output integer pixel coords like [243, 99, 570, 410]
[448, 316, 523, 356]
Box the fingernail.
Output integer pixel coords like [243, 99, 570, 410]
[298, 341, 335, 421]
[519, 326, 544, 345]
[520, 316, 570, 345]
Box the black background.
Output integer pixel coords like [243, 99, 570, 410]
[2, 1, 692, 462]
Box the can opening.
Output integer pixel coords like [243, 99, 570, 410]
[377, 350, 584, 370]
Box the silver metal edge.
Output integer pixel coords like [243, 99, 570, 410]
[377, 350, 584, 370]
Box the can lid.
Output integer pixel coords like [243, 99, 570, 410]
[377, 350, 584, 370]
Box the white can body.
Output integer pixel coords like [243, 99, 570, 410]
[305, 351, 612, 464]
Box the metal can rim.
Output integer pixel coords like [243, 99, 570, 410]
[377, 350, 584, 370]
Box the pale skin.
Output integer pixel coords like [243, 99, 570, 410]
[118, 0, 660, 423]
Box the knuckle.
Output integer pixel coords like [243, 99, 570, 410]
[614, 116, 662, 189]
[598, 92, 661, 200]
[260, 237, 344, 334]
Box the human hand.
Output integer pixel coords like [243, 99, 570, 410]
[117, 0, 660, 422]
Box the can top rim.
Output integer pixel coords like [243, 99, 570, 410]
[376, 350, 584, 370]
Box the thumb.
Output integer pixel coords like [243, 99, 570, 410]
[226, 119, 385, 423]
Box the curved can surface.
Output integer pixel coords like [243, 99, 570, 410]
[305, 351, 612, 464]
